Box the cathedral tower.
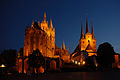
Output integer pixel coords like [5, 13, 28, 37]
[71, 17, 97, 57]
[79, 17, 97, 56]
[23, 12, 55, 57]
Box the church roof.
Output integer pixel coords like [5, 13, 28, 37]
[85, 44, 93, 51]
[71, 44, 80, 56]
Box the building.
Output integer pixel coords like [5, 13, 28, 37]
[55, 41, 70, 63]
[17, 12, 70, 73]
[71, 18, 97, 62]
[24, 12, 55, 57]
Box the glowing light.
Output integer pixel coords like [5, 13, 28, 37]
[0, 64, 6, 68]
[83, 61, 85, 65]
[78, 62, 80, 65]
[40, 66, 44, 73]
[75, 61, 77, 64]
[72, 60, 74, 63]
[95, 63, 98, 67]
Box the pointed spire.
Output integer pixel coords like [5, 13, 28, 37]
[61, 45, 62, 49]
[63, 41, 66, 50]
[50, 19, 53, 29]
[44, 12, 46, 22]
[81, 19, 84, 39]
[67, 47, 69, 51]
[31, 19, 34, 28]
[86, 17, 89, 33]
[91, 24, 95, 39]
[38, 20, 41, 27]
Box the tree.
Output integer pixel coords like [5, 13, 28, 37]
[27, 49, 44, 73]
[97, 42, 115, 69]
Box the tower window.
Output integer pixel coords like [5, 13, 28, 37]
[83, 41, 84, 43]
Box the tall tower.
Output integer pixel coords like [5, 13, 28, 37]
[79, 17, 97, 56]
[41, 12, 48, 31]
[23, 12, 55, 57]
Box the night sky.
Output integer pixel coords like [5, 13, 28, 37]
[0, 0, 120, 54]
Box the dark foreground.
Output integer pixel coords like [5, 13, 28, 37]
[1, 72, 120, 80]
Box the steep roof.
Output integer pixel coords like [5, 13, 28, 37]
[71, 44, 80, 56]
[85, 44, 93, 51]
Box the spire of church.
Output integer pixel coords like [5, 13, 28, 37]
[91, 24, 95, 39]
[67, 47, 69, 51]
[50, 19, 53, 29]
[61, 45, 62, 49]
[86, 17, 89, 33]
[31, 19, 34, 28]
[44, 12, 46, 22]
[81, 19, 84, 39]
[63, 41, 66, 50]
[38, 20, 40, 27]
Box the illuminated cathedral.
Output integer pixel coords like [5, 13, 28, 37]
[17, 12, 70, 73]
[71, 18, 97, 60]
[24, 12, 55, 57]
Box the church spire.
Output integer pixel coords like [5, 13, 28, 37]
[91, 24, 95, 39]
[61, 45, 62, 49]
[38, 20, 40, 27]
[86, 17, 89, 33]
[63, 41, 66, 50]
[50, 18, 53, 29]
[44, 12, 46, 22]
[31, 19, 34, 28]
[81, 19, 84, 39]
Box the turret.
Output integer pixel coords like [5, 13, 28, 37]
[67, 47, 69, 51]
[50, 19, 53, 29]
[86, 17, 89, 33]
[91, 24, 95, 39]
[63, 41, 66, 50]
[31, 19, 34, 28]
[61, 45, 62, 49]
[38, 20, 41, 27]
[44, 12, 46, 22]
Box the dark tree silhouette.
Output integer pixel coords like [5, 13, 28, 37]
[19, 48, 23, 57]
[27, 49, 44, 73]
[18, 48, 25, 74]
[97, 42, 115, 69]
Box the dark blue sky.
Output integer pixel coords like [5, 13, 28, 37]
[0, 0, 120, 53]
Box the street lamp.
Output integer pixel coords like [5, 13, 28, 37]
[83, 61, 85, 65]
[75, 61, 77, 64]
[78, 62, 80, 65]
[0, 64, 6, 68]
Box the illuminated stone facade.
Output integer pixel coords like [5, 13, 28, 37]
[55, 41, 70, 63]
[17, 12, 70, 73]
[24, 12, 55, 57]
[72, 18, 97, 58]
